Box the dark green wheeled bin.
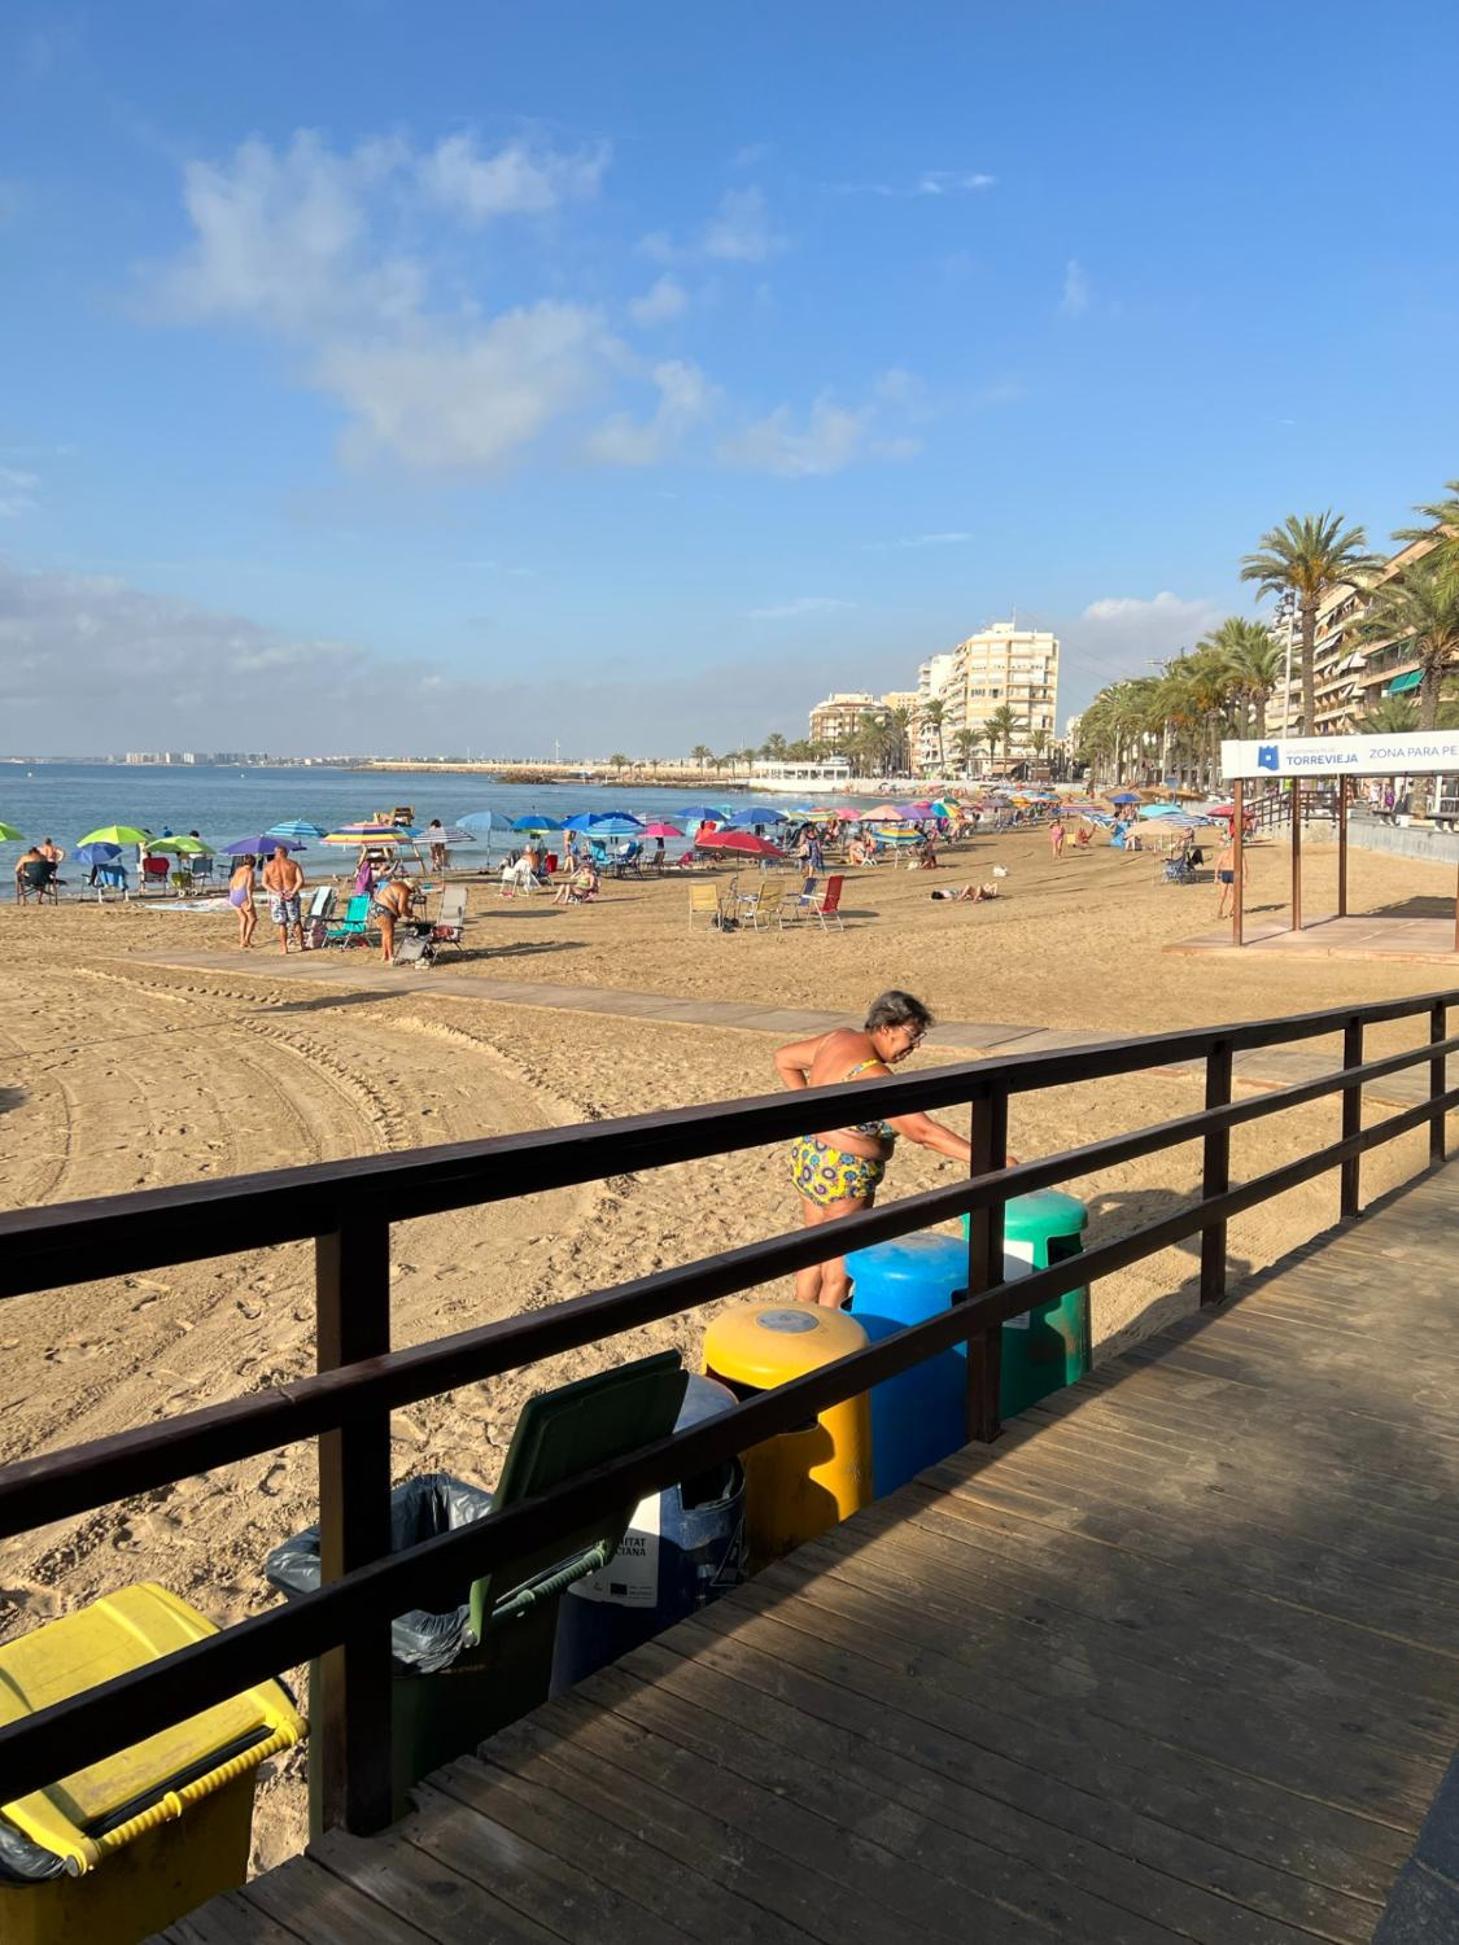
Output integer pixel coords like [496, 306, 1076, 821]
[964, 1189, 1090, 1418]
[266, 1352, 688, 1832]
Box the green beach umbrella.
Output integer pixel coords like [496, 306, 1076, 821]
[78, 825, 151, 847]
[0, 823, 23, 842]
[145, 835, 213, 855]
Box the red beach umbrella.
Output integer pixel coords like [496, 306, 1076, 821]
[696, 830, 785, 858]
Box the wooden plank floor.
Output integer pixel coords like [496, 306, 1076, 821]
[166, 1163, 1459, 1944]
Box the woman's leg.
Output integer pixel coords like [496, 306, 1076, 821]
[814, 1194, 873, 1307]
[379, 912, 396, 963]
[793, 1197, 828, 1305]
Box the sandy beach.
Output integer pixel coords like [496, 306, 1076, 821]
[0, 822, 1451, 1865]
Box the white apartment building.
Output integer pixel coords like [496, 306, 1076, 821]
[941, 623, 1060, 766]
[915, 652, 958, 774]
[808, 691, 881, 748]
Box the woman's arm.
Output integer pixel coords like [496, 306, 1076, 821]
[773, 1032, 826, 1090]
[889, 1110, 1021, 1167]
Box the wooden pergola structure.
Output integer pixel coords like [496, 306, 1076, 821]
[1223, 732, 1459, 950]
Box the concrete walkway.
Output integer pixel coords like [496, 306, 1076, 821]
[132, 947, 1454, 1115]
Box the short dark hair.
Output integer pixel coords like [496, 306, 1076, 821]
[864, 989, 934, 1035]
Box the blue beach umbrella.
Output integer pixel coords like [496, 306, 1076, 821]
[75, 841, 123, 868]
[1110, 792, 1141, 805]
[584, 814, 644, 837]
[459, 811, 495, 832]
[674, 805, 727, 823]
[223, 834, 306, 855]
[510, 812, 562, 831]
[726, 806, 788, 826]
[268, 820, 329, 840]
[561, 812, 602, 831]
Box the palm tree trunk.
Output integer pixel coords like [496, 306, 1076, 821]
[1300, 599, 1317, 736]
[1417, 661, 1441, 815]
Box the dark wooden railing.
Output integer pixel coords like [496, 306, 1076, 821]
[0, 989, 1455, 1838]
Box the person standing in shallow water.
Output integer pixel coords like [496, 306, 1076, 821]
[775, 990, 1008, 1308]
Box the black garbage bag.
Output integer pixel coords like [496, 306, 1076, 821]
[265, 1472, 493, 1675]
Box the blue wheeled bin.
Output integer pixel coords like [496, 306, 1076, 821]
[848, 1190, 1090, 1492]
[846, 1234, 968, 1496]
[549, 1375, 746, 1692]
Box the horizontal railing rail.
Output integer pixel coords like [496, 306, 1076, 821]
[0, 985, 1453, 1834]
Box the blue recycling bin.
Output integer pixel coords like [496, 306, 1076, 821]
[550, 1376, 746, 1692]
[847, 1190, 1090, 1494]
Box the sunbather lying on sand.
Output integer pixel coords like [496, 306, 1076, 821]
[929, 882, 999, 902]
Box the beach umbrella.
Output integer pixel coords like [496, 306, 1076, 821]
[1137, 803, 1184, 819]
[0, 822, 23, 843]
[1110, 792, 1141, 805]
[509, 812, 562, 831]
[74, 841, 122, 868]
[267, 820, 329, 840]
[78, 824, 152, 847]
[696, 829, 784, 858]
[896, 802, 934, 817]
[726, 806, 787, 826]
[674, 805, 727, 823]
[223, 834, 305, 855]
[459, 811, 495, 832]
[639, 822, 683, 838]
[589, 811, 642, 828]
[145, 835, 213, 855]
[865, 803, 906, 821]
[585, 814, 644, 837]
[435, 824, 481, 845]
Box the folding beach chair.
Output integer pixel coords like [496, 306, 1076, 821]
[17, 860, 58, 905]
[787, 875, 818, 921]
[323, 893, 372, 945]
[688, 882, 731, 929]
[744, 881, 786, 931]
[806, 874, 846, 931]
[141, 855, 171, 894]
[431, 883, 469, 959]
[303, 886, 336, 947]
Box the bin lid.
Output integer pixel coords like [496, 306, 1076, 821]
[1004, 1189, 1088, 1243]
[0, 1581, 304, 1874]
[704, 1303, 867, 1387]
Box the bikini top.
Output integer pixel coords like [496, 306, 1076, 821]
[842, 1056, 897, 1143]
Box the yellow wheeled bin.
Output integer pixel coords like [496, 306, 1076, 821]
[703, 1303, 872, 1569]
[0, 1581, 304, 1945]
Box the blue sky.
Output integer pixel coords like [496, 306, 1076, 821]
[2, 0, 1457, 756]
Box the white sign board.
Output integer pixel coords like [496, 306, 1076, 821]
[1221, 734, 1459, 781]
[570, 1491, 660, 1608]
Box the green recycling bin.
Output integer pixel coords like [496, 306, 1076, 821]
[963, 1189, 1090, 1418]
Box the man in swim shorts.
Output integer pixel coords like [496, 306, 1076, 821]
[263, 845, 306, 955]
[1214, 835, 1245, 919]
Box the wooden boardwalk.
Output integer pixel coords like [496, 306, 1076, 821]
[167, 1164, 1459, 1944]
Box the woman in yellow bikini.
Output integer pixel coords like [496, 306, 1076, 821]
[775, 990, 988, 1308]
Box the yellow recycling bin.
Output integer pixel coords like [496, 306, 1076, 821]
[703, 1303, 872, 1569]
[0, 1581, 304, 1945]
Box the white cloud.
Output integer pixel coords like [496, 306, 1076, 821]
[1067, 591, 1225, 679]
[642, 187, 785, 266]
[702, 187, 783, 262]
[0, 468, 38, 517]
[417, 134, 608, 222]
[747, 596, 855, 620]
[1061, 257, 1091, 316]
[628, 274, 688, 326]
[318, 303, 616, 471]
[720, 370, 923, 478]
[142, 131, 629, 473]
[729, 142, 771, 171]
[915, 170, 997, 195]
[582, 359, 716, 467]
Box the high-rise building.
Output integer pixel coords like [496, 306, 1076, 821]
[941, 623, 1060, 767]
[808, 691, 882, 748]
[1271, 539, 1435, 733]
[914, 653, 957, 775]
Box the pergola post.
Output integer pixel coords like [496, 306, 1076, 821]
[1232, 779, 1244, 947]
[1337, 777, 1349, 918]
[1290, 779, 1302, 932]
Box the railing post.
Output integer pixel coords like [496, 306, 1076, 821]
[314, 1207, 394, 1838]
[1199, 1040, 1232, 1306]
[1431, 1001, 1448, 1168]
[963, 1085, 1007, 1443]
[1340, 1017, 1364, 1219]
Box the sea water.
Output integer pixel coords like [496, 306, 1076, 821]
[0, 763, 786, 885]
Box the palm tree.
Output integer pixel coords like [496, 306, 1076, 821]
[609, 752, 629, 776]
[1028, 727, 1049, 765]
[760, 732, 788, 761]
[1357, 697, 1419, 734]
[1350, 557, 1459, 812]
[919, 698, 946, 777]
[952, 728, 978, 780]
[1199, 617, 1284, 739]
[984, 704, 1024, 767]
[1240, 511, 1376, 736]
[1395, 479, 1459, 563]
[691, 744, 712, 770]
[886, 706, 913, 776]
